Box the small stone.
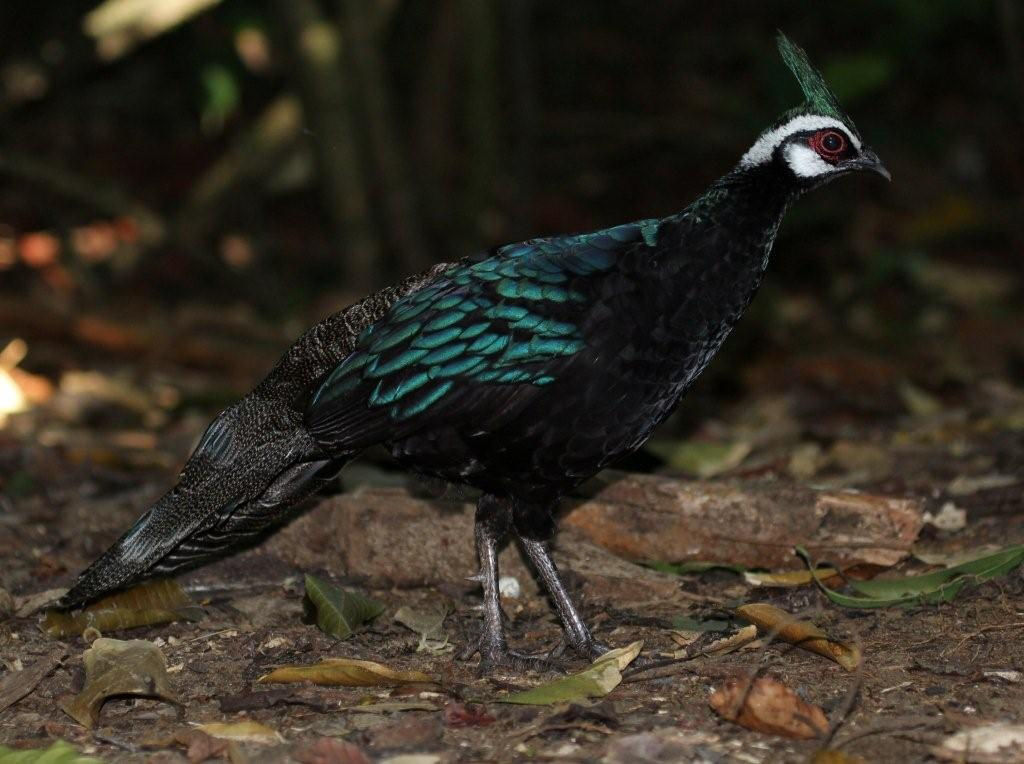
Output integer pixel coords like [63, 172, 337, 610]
[498, 576, 520, 598]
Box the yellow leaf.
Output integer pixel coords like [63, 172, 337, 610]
[736, 603, 861, 670]
[43, 579, 201, 638]
[258, 658, 434, 687]
[743, 568, 839, 587]
[197, 721, 284, 744]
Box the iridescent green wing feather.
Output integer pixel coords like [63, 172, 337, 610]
[306, 219, 659, 447]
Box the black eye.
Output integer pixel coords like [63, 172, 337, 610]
[822, 132, 843, 151]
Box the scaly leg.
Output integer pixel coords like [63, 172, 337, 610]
[517, 535, 610, 661]
[465, 494, 555, 673]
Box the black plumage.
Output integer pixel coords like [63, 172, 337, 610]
[60, 35, 889, 670]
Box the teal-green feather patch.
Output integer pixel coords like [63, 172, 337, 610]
[432, 294, 465, 311]
[397, 381, 454, 418]
[389, 299, 433, 323]
[510, 313, 542, 331]
[369, 321, 423, 353]
[412, 327, 463, 349]
[459, 322, 490, 340]
[540, 285, 571, 302]
[420, 342, 467, 365]
[498, 369, 533, 383]
[423, 311, 464, 331]
[533, 319, 576, 336]
[428, 356, 485, 378]
[370, 371, 430, 405]
[366, 348, 430, 377]
[484, 304, 528, 321]
[530, 336, 583, 356]
[471, 335, 509, 355]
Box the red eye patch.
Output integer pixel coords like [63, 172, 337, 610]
[808, 130, 847, 162]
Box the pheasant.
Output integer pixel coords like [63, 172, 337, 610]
[61, 34, 888, 671]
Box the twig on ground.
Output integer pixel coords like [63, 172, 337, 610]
[946, 621, 1024, 656]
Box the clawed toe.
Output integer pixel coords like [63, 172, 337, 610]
[458, 637, 563, 675]
[479, 647, 562, 675]
[571, 638, 611, 662]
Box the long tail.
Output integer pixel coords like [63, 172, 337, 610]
[57, 457, 347, 609]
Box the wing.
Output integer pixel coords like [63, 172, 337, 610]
[305, 219, 660, 449]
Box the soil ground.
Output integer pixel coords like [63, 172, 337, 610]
[2, 357, 1023, 762]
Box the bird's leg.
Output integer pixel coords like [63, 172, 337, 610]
[465, 494, 555, 673]
[517, 534, 611, 661]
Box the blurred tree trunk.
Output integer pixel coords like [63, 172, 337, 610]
[273, 0, 380, 292]
[178, 95, 304, 246]
[413, 0, 458, 250]
[458, 0, 501, 250]
[337, 0, 430, 276]
[504, 0, 536, 238]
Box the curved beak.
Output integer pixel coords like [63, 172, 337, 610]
[849, 147, 891, 181]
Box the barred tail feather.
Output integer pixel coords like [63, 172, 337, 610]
[58, 457, 347, 610]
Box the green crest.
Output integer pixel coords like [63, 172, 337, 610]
[776, 32, 856, 132]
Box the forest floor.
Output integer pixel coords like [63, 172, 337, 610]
[2, 291, 1024, 763]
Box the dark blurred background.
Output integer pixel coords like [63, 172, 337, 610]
[0, 0, 1022, 472]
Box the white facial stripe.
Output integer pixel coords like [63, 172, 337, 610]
[739, 114, 861, 168]
[783, 143, 834, 177]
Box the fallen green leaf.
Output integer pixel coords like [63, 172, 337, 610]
[0, 741, 103, 764]
[646, 440, 751, 478]
[499, 641, 643, 705]
[797, 545, 1024, 608]
[304, 574, 384, 640]
[394, 604, 450, 653]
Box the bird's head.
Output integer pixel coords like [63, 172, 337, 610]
[739, 33, 890, 190]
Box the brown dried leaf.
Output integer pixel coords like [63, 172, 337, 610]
[736, 603, 861, 670]
[443, 701, 496, 728]
[709, 676, 828, 739]
[0, 650, 62, 714]
[669, 624, 758, 660]
[62, 638, 178, 728]
[43, 579, 202, 638]
[293, 738, 371, 764]
[258, 658, 433, 687]
[166, 729, 230, 764]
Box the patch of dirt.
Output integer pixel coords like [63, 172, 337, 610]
[1, 456, 1023, 761]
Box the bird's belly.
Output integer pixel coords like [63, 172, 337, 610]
[386, 338, 714, 501]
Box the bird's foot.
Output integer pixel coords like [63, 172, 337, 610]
[479, 646, 561, 675]
[560, 636, 659, 670]
[458, 637, 561, 675]
[570, 637, 611, 662]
